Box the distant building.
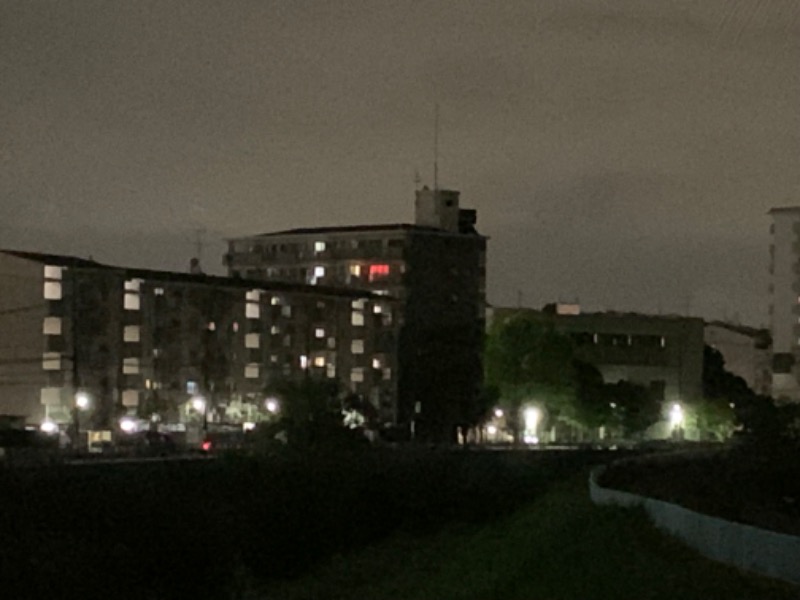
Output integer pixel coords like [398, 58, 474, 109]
[704, 321, 771, 397]
[489, 304, 705, 406]
[0, 250, 386, 433]
[768, 207, 800, 402]
[225, 187, 487, 441]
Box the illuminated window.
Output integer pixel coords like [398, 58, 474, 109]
[315, 241, 326, 253]
[351, 340, 364, 354]
[352, 311, 365, 326]
[43, 317, 62, 335]
[351, 298, 366, 310]
[123, 357, 140, 374]
[232, 322, 239, 332]
[300, 355, 308, 369]
[281, 305, 292, 318]
[121, 390, 139, 407]
[43, 265, 62, 280]
[187, 381, 198, 394]
[154, 287, 164, 295]
[368, 264, 390, 281]
[271, 325, 280, 335]
[270, 354, 278, 364]
[350, 368, 365, 383]
[125, 279, 142, 292]
[660, 337, 667, 348]
[246, 289, 260, 302]
[246, 303, 260, 319]
[245, 364, 259, 379]
[42, 352, 61, 370]
[40, 387, 61, 405]
[245, 333, 260, 349]
[326, 364, 336, 378]
[124, 293, 140, 311]
[327, 337, 336, 349]
[372, 357, 381, 369]
[383, 368, 392, 380]
[313, 355, 325, 367]
[43, 281, 62, 300]
[271, 296, 281, 306]
[373, 304, 383, 314]
[315, 328, 325, 338]
[350, 264, 362, 277]
[314, 266, 325, 278]
[124, 325, 140, 342]
[208, 322, 216, 331]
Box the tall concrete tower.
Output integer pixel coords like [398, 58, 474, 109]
[414, 187, 460, 232]
[768, 207, 800, 402]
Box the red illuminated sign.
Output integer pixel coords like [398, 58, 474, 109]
[368, 264, 390, 281]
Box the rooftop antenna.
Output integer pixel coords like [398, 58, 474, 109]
[433, 103, 439, 192]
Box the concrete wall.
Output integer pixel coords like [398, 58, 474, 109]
[590, 464, 800, 586]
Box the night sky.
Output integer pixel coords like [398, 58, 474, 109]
[2, 1, 799, 326]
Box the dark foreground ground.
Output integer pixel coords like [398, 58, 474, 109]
[0, 447, 620, 600]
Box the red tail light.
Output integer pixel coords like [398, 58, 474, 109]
[201, 440, 212, 451]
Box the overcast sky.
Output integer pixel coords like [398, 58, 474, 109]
[2, 1, 799, 326]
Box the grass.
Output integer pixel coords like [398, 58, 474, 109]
[261, 471, 800, 600]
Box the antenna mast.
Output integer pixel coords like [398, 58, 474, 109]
[433, 103, 439, 191]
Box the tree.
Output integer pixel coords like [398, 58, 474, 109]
[700, 345, 754, 440]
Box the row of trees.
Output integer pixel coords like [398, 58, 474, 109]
[484, 313, 787, 442]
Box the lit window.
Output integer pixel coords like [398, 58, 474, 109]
[660, 337, 667, 348]
[350, 368, 365, 383]
[121, 390, 139, 407]
[124, 325, 140, 343]
[145, 379, 152, 390]
[246, 303, 260, 319]
[271, 325, 281, 335]
[246, 289, 260, 302]
[124, 293, 140, 311]
[186, 380, 198, 394]
[315, 328, 325, 338]
[154, 287, 164, 295]
[125, 279, 142, 292]
[42, 352, 61, 370]
[40, 387, 61, 405]
[43, 281, 62, 300]
[43, 317, 62, 335]
[123, 357, 140, 374]
[44, 265, 62, 280]
[232, 322, 239, 332]
[372, 357, 381, 369]
[313, 355, 325, 367]
[314, 266, 325, 278]
[383, 368, 392, 380]
[245, 364, 259, 379]
[350, 264, 362, 277]
[326, 364, 336, 378]
[368, 264, 390, 281]
[373, 304, 383, 314]
[283, 335, 291, 347]
[351, 340, 364, 354]
[352, 298, 366, 310]
[352, 312, 365, 326]
[245, 333, 260, 349]
[208, 322, 216, 331]
[315, 241, 326, 253]
[327, 337, 336, 349]
[271, 296, 281, 306]
[281, 305, 292, 318]
[300, 355, 308, 369]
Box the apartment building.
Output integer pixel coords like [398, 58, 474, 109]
[225, 187, 487, 441]
[768, 207, 800, 402]
[0, 250, 384, 432]
[704, 321, 771, 397]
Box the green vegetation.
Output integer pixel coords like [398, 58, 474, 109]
[485, 313, 662, 439]
[265, 472, 798, 600]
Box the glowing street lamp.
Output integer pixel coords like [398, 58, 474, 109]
[75, 392, 90, 411]
[494, 408, 504, 418]
[40, 420, 59, 435]
[669, 403, 684, 428]
[265, 398, 279, 414]
[523, 406, 540, 444]
[191, 396, 206, 413]
[119, 417, 137, 434]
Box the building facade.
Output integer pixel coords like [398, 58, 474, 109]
[0, 250, 386, 435]
[490, 304, 705, 405]
[768, 207, 800, 402]
[225, 188, 487, 441]
[704, 321, 771, 397]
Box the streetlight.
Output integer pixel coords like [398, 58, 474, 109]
[494, 408, 504, 418]
[265, 398, 279, 414]
[669, 403, 684, 440]
[75, 392, 90, 411]
[119, 417, 137, 434]
[191, 396, 206, 413]
[40, 420, 59, 435]
[523, 406, 540, 444]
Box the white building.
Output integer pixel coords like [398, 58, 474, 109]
[768, 207, 800, 402]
